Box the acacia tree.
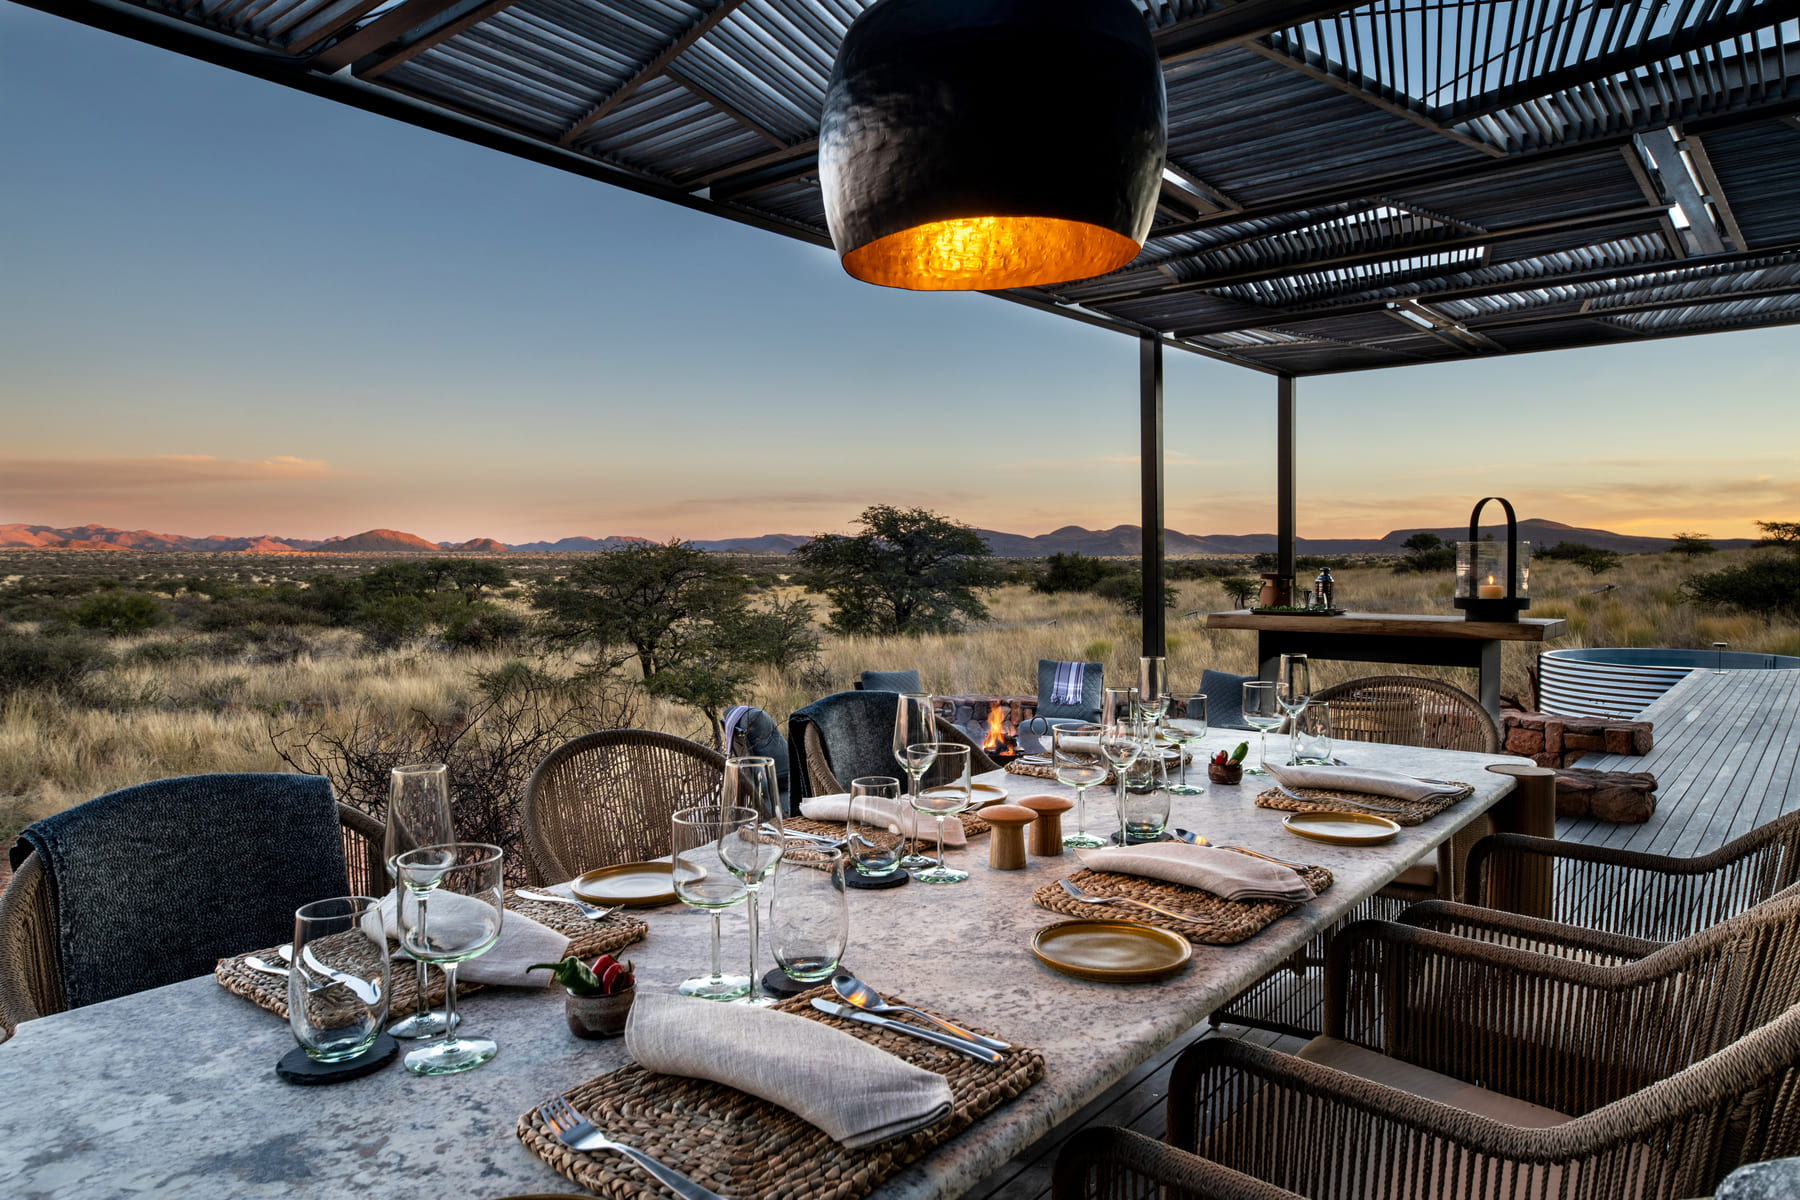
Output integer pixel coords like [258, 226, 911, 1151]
[1670, 531, 1716, 558]
[794, 506, 1003, 635]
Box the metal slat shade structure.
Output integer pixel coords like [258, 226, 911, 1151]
[15, 0, 1800, 371]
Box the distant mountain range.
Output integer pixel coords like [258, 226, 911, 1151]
[0, 520, 1758, 556]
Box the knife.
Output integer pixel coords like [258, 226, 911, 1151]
[300, 945, 384, 1006]
[810, 999, 1003, 1063]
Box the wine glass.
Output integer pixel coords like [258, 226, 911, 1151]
[1137, 658, 1169, 730]
[769, 844, 848, 983]
[1052, 723, 1108, 848]
[719, 757, 784, 1006]
[1164, 692, 1208, 795]
[892, 694, 939, 870]
[1242, 681, 1283, 775]
[384, 763, 456, 1040]
[910, 743, 971, 885]
[393, 842, 504, 1076]
[671, 805, 752, 1001]
[1099, 716, 1145, 842]
[1101, 686, 1138, 729]
[846, 777, 904, 877]
[1278, 654, 1311, 722]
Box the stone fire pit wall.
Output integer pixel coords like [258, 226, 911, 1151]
[940, 695, 1037, 749]
[1502, 711, 1658, 824]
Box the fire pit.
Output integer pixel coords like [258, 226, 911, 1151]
[943, 695, 1038, 764]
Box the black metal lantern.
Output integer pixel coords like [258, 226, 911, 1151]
[819, 0, 1166, 291]
[1453, 497, 1532, 622]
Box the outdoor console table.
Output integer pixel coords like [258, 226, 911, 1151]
[1204, 610, 1568, 720]
[0, 733, 1528, 1199]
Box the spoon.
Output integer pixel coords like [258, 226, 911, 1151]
[830, 974, 1010, 1051]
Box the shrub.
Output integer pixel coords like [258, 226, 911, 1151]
[443, 607, 530, 651]
[1684, 555, 1800, 614]
[1033, 552, 1121, 595]
[1219, 576, 1261, 607]
[72, 591, 164, 636]
[0, 633, 113, 696]
[1094, 574, 1178, 616]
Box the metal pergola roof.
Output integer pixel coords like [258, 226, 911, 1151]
[18, 0, 1800, 375]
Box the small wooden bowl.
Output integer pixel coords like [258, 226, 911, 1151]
[1017, 794, 1075, 856]
[1208, 762, 1244, 785]
[981, 804, 1037, 870]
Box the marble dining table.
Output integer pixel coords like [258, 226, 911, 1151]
[0, 731, 1530, 1199]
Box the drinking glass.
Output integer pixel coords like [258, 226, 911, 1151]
[719, 757, 784, 1006]
[393, 842, 504, 1076]
[1242, 681, 1282, 775]
[289, 895, 389, 1063]
[769, 844, 848, 982]
[910, 743, 971, 884]
[672, 805, 752, 1001]
[1099, 717, 1145, 841]
[892, 694, 939, 870]
[1137, 658, 1168, 728]
[1164, 692, 1208, 795]
[1294, 702, 1334, 766]
[1052, 723, 1108, 848]
[1120, 751, 1171, 844]
[846, 777, 905, 876]
[384, 762, 456, 1040]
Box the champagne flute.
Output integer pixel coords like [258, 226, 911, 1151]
[718, 757, 783, 1006]
[672, 805, 752, 1001]
[910, 743, 971, 884]
[1052, 723, 1108, 848]
[1164, 692, 1208, 795]
[1099, 716, 1144, 842]
[1278, 655, 1311, 766]
[394, 842, 504, 1076]
[892, 694, 939, 870]
[1242, 681, 1282, 775]
[1101, 686, 1138, 729]
[384, 763, 456, 1039]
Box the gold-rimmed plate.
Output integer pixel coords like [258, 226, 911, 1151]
[1031, 919, 1192, 983]
[1281, 810, 1401, 846]
[970, 783, 1008, 808]
[571, 861, 677, 907]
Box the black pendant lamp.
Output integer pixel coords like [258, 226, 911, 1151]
[820, 0, 1166, 292]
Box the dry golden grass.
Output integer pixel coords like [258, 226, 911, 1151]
[4, 548, 1795, 837]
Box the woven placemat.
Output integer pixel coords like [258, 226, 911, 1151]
[516, 983, 1043, 1200]
[214, 889, 648, 1019]
[1006, 759, 1114, 786]
[786, 810, 992, 851]
[1252, 780, 1472, 826]
[1031, 859, 1334, 946]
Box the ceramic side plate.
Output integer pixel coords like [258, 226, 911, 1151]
[571, 862, 678, 907]
[1280, 810, 1402, 846]
[1030, 919, 1192, 983]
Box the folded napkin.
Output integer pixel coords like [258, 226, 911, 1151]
[798, 793, 966, 847]
[627, 993, 953, 1148]
[1265, 761, 1460, 805]
[362, 891, 569, 987]
[1074, 843, 1315, 903]
[1055, 735, 1191, 762]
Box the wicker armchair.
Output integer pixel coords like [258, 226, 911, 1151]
[520, 729, 726, 886]
[1168, 892, 1800, 1200]
[0, 802, 384, 1041]
[1052, 1127, 1306, 1200]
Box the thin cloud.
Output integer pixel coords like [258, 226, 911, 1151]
[1, 455, 340, 497]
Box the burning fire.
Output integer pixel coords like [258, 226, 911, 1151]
[981, 705, 1009, 753]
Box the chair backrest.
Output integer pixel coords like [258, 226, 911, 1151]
[521, 729, 726, 885]
[723, 705, 791, 803]
[1200, 669, 1255, 730]
[1309, 674, 1499, 753]
[789, 691, 999, 804]
[857, 669, 922, 694]
[1035, 659, 1104, 722]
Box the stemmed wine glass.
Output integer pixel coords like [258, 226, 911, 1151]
[892, 694, 938, 870]
[1277, 654, 1312, 745]
[909, 743, 971, 884]
[1137, 658, 1169, 733]
[1242, 681, 1282, 775]
[1101, 686, 1138, 729]
[1164, 692, 1208, 795]
[1052, 723, 1108, 848]
[393, 842, 504, 1076]
[718, 757, 783, 1006]
[384, 763, 456, 1039]
[671, 805, 752, 1001]
[1099, 716, 1145, 842]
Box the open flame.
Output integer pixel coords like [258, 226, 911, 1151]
[981, 705, 1009, 752]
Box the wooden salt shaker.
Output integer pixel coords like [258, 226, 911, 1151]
[982, 805, 1036, 870]
[1017, 794, 1074, 856]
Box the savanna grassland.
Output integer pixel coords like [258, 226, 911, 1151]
[3, 545, 1794, 843]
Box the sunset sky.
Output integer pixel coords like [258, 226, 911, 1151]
[4, 6, 1797, 546]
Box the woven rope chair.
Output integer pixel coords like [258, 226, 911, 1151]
[520, 729, 725, 886]
[1220, 674, 1501, 1040]
[1160, 890, 1800, 1200]
[1052, 1127, 1306, 1200]
[0, 802, 383, 1042]
[798, 714, 1001, 798]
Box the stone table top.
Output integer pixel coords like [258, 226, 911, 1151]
[0, 733, 1527, 1199]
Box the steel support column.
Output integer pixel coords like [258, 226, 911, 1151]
[1276, 375, 1297, 587]
[1140, 335, 1165, 659]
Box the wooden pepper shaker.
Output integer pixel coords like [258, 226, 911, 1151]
[981, 805, 1036, 870]
[1016, 794, 1074, 856]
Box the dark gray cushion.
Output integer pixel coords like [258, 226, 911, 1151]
[725, 705, 790, 804]
[1035, 659, 1104, 721]
[10, 773, 349, 1010]
[1202, 669, 1257, 730]
[858, 669, 922, 694]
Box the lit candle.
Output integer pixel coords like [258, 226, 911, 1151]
[1477, 574, 1505, 600]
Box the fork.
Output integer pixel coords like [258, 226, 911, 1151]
[539, 1094, 730, 1200]
[1270, 779, 1407, 814]
[514, 890, 620, 921]
[1057, 878, 1214, 924]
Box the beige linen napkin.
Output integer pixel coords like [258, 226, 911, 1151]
[626, 993, 954, 1148]
[362, 891, 569, 987]
[1265, 761, 1461, 805]
[1057, 735, 1191, 762]
[798, 793, 966, 847]
[1074, 843, 1315, 902]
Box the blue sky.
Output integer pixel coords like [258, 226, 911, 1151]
[3, 3, 1796, 544]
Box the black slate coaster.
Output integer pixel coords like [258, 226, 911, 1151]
[1107, 828, 1198, 846]
[760, 967, 850, 999]
[276, 1032, 399, 1085]
[844, 866, 910, 890]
